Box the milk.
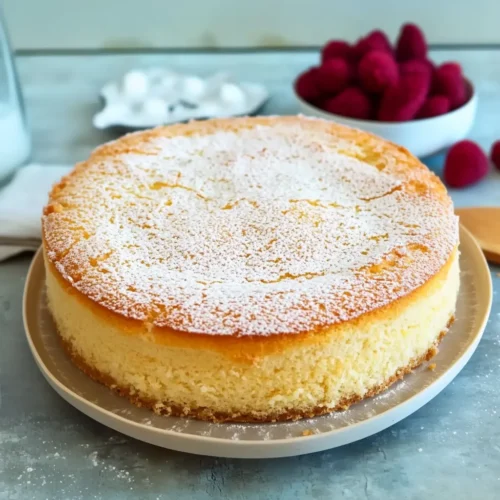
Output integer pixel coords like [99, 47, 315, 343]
[0, 103, 30, 182]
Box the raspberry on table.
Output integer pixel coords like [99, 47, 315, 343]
[490, 141, 500, 171]
[444, 140, 489, 188]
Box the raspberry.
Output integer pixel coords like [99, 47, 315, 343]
[400, 59, 435, 105]
[490, 140, 500, 171]
[322, 86, 373, 119]
[424, 58, 437, 74]
[444, 140, 489, 188]
[352, 30, 392, 60]
[316, 58, 351, 94]
[321, 40, 352, 63]
[294, 68, 322, 103]
[396, 23, 427, 61]
[358, 51, 398, 93]
[439, 62, 462, 74]
[377, 73, 429, 121]
[400, 59, 433, 86]
[417, 95, 451, 118]
[434, 63, 467, 108]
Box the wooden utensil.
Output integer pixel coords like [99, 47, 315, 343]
[455, 207, 500, 265]
[0, 236, 41, 250]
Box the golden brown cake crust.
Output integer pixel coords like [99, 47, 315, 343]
[59, 317, 453, 423]
[42, 116, 458, 338]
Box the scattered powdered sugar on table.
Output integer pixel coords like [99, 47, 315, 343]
[43, 117, 458, 335]
[88, 451, 99, 467]
[86, 450, 133, 483]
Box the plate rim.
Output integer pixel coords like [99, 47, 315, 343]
[23, 225, 492, 458]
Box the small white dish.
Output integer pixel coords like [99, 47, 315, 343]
[295, 82, 477, 158]
[93, 69, 269, 130]
[23, 227, 491, 458]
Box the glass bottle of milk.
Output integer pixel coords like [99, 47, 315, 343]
[0, 10, 31, 183]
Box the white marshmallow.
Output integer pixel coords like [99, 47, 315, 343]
[181, 76, 206, 102]
[122, 71, 149, 104]
[220, 83, 246, 105]
[142, 98, 168, 123]
[93, 68, 268, 129]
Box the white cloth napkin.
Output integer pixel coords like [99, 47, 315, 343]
[0, 164, 71, 261]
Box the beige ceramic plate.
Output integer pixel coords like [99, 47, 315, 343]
[23, 226, 492, 458]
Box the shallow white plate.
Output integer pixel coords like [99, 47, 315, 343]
[23, 226, 491, 458]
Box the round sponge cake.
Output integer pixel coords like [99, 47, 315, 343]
[42, 116, 459, 422]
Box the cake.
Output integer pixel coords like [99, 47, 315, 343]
[42, 116, 459, 422]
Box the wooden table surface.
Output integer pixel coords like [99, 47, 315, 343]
[1, 48, 499, 500]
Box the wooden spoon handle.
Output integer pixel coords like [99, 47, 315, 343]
[0, 236, 41, 250]
[455, 207, 500, 265]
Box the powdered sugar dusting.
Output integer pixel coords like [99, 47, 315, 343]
[42, 117, 458, 335]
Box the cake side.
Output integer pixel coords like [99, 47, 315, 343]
[45, 247, 459, 422]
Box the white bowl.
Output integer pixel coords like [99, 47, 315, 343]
[295, 82, 477, 158]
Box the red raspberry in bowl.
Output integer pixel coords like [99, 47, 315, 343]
[439, 62, 462, 74]
[417, 95, 451, 118]
[444, 140, 489, 188]
[400, 59, 436, 106]
[317, 58, 351, 94]
[434, 63, 467, 109]
[396, 23, 427, 61]
[321, 40, 352, 63]
[322, 86, 373, 119]
[400, 59, 433, 86]
[377, 72, 429, 121]
[358, 51, 399, 93]
[294, 68, 322, 103]
[352, 30, 392, 60]
[490, 141, 500, 171]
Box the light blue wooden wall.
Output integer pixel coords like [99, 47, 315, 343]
[4, 0, 499, 50]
